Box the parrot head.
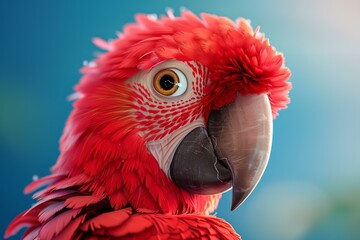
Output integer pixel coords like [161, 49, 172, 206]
[54, 10, 291, 215]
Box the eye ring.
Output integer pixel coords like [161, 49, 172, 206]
[153, 69, 180, 96]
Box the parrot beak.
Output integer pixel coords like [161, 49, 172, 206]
[170, 94, 273, 210]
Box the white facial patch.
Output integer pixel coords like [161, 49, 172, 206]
[125, 60, 209, 176]
[146, 118, 205, 175]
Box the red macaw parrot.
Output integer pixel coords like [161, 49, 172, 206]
[5, 10, 291, 240]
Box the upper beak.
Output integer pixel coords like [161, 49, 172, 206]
[170, 94, 273, 210]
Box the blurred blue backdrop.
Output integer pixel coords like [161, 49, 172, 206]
[1, 1, 359, 239]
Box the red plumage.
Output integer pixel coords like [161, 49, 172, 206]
[6, 174, 234, 239]
[6, 9, 291, 239]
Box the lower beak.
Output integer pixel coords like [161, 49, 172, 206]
[170, 94, 273, 210]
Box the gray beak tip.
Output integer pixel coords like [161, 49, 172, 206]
[230, 203, 239, 211]
[230, 190, 248, 211]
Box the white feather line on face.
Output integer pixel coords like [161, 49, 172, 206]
[146, 118, 205, 176]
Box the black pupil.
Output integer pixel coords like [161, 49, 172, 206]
[160, 75, 175, 90]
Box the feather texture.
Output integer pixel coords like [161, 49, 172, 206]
[7, 177, 239, 239]
[5, 9, 291, 239]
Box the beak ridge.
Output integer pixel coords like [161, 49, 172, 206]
[208, 94, 273, 210]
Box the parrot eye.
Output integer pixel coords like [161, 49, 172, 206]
[153, 68, 187, 97]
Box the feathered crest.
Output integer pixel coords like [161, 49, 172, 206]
[82, 9, 291, 117]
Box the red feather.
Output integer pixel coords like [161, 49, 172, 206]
[38, 202, 66, 223]
[38, 208, 82, 239]
[64, 195, 103, 209]
[81, 208, 132, 231]
[23, 227, 41, 240]
[24, 174, 64, 194]
[4, 211, 38, 238]
[52, 214, 86, 240]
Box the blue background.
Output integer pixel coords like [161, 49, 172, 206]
[1, 1, 359, 239]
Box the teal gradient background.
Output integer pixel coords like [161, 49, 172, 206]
[1, 1, 359, 239]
